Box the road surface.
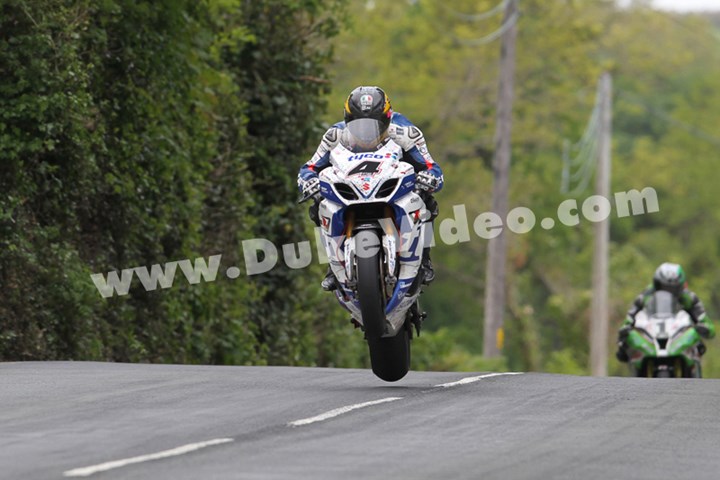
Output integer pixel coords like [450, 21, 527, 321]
[1, 362, 718, 479]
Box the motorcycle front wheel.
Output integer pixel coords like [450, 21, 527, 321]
[356, 230, 410, 382]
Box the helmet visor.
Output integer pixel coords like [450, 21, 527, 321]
[342, 118, 389, 152]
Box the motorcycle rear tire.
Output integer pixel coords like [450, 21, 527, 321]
[356, 230, 410, 382]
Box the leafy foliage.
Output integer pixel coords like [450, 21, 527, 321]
[0, 0, 349, 364]
[327, 0, 720, 376]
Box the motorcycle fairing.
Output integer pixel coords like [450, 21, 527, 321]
[317, 139, 429, 336]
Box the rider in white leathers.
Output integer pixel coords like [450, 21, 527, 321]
[298, 86, 443, 291]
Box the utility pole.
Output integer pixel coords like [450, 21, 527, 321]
[590, 72, 612, 376]
[483, 0, 518, 358]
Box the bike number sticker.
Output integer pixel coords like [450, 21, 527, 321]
[349, 161, 380, 176]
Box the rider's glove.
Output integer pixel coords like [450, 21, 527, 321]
[302, 177, 321, 200]
[618, 324, 633, 340]
[695, 323, 711, 339]
[415, 171, 440, 193]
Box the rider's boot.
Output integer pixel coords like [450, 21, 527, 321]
[421, 247, 434, 285]
[321, 267, 338, 291]
[407, 301, 426, 337]
[615, 343, 629, 363]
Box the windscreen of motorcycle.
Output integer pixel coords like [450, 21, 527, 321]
[645, 290, 680, 318]
[341, 118, 389, 152]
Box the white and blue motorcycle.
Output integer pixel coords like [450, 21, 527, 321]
[301, 119, 431, 381]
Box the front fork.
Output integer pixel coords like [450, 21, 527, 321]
[343, 225, 395, 288]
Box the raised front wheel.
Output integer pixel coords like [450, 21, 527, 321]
[355, 230, 410, 382]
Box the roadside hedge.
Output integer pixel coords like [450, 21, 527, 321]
[0, 0, 356, 365]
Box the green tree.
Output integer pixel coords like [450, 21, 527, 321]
[0, 0, 354, 366]
[325, 0, 720, 375]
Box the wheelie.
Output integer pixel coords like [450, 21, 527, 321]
[298, 86, 443, 381]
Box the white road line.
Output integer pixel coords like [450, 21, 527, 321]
[434, 372, 524, 388]
[288, 397, 403, 427]
[62, 374, 520, 476]
[62, 438, 234, 477]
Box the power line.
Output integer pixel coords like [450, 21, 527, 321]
[443, 0, 521, 47]
[456, 11, 520, 46]
[565, 131, 600, 196]
[657, 9, 720, 48]
[440, 0, 508, 22]
[561, 83, 602, 195]
[617, 90, 720, 149]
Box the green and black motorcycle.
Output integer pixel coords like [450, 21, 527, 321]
[625, 290, 704, 378]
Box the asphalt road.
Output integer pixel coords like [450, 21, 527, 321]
[1, 362, 718, 480]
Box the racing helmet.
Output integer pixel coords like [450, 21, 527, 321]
[653, 262, 686, 295]
[344, 86, 392, 132]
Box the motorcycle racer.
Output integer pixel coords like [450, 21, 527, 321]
[298, 85, 444, 291]
[616, 262, 715, 363]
